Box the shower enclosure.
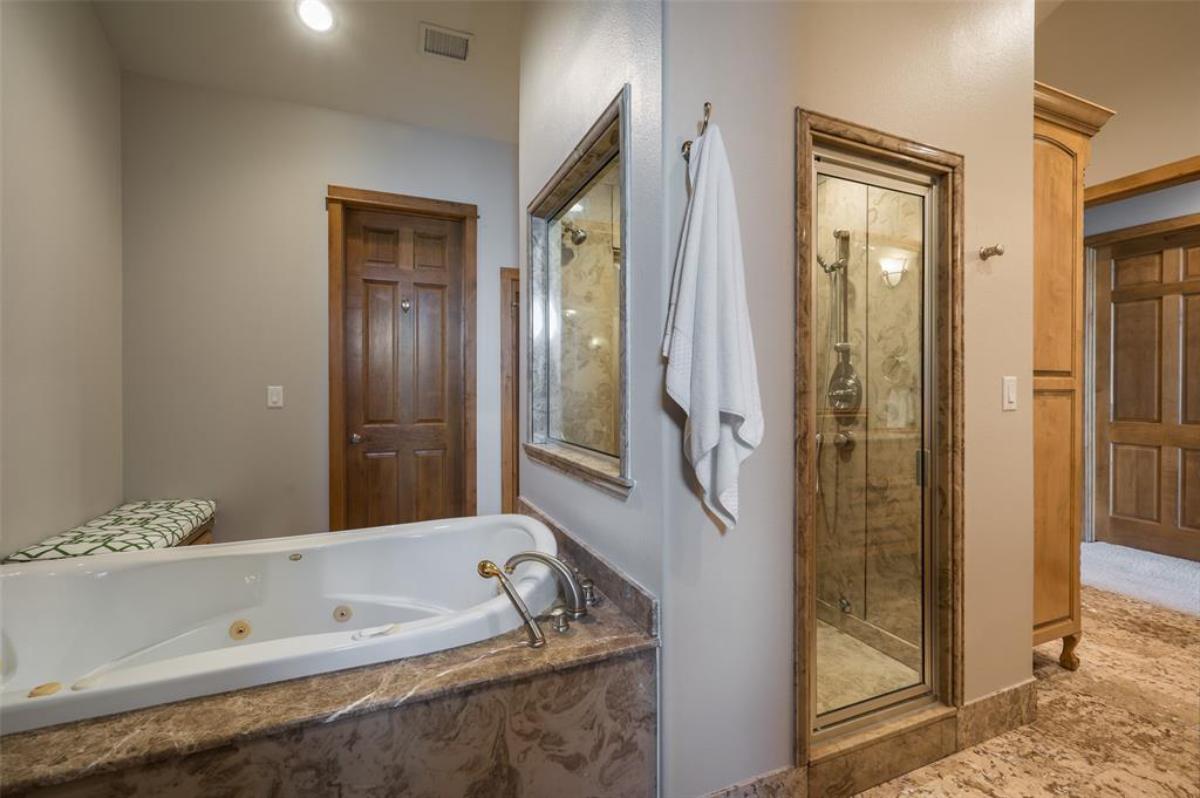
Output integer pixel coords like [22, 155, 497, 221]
[811, 150, 936, 730]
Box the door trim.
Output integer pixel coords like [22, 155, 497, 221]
[500, 268, 520, 514]
[794, 110, 965, 764]
[326, 185, 479, 530]
[1085, 156, 1200, 208]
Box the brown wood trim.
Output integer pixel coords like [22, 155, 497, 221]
[500, 268, 520, 514]
[794, 109, 966, 767]
[327, 186, 479, 529]
[328, 200, 347, 530]
[180, 517, 215, 546]
[1084, 212, 1200, 248]
[326, 185, 479, 220]
[1033, 81, 1115, 137]
[462, 216, 478, 515]
[1085, 155, 1200, 207]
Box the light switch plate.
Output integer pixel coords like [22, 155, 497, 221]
[267, 385, 284, 409]
[1002, 376, 1017, 411]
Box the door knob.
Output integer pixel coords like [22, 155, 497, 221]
[400, 298, 411, 313]
[349, 433, 364, 444]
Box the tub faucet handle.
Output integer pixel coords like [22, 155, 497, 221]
[478, 560, 545, 648]
[580, 578, 602, 608]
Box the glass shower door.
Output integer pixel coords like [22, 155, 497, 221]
[812, 155, 935, 730]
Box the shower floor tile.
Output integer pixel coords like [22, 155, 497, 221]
[816, 620, 920, 716]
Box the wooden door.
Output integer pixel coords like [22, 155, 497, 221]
[500, 268, 520, 513]
[1093, 220, 1200, 561]
[342, 206, 465, 527]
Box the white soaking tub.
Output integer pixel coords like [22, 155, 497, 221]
[0, 515, 559, 734]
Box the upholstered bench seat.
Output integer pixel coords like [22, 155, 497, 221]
[3, 499, 216, 563]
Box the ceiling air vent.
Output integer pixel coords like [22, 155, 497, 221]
[420, 23, 472, 62]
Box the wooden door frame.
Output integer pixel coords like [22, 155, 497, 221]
[794, 110, 965, 765]
[326, 185, 479, 530]
[1084, 156, 1200, 208]
[500, 267, 520, 513]
[1085, 212, 1200, 556]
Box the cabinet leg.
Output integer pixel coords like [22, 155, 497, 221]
[1059, 632, 1081, 671]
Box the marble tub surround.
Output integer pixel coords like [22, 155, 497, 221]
[517, 496, 658, 636]
[18, 650, 656, 798]
[0, 599, 655, 794]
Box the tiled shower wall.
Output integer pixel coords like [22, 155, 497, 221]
[814, 176, 924, 661]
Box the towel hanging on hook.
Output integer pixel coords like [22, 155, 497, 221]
[681, 101, 712, 162]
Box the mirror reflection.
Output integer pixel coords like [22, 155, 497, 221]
[548, 157, 622, 458]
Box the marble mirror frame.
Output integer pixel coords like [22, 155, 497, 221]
[524, 85, 633, 498]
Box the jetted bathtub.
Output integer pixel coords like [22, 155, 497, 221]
[0, 515, 558, 734]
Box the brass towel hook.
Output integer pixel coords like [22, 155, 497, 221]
[682, 101, 713, 162]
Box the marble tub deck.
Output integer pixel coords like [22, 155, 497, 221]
[0, 599, 656, 794]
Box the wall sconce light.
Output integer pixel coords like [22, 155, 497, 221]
[879, 256, 909, 288]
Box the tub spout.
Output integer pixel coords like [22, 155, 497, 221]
[477, 560, 545, 648]
[504, 551, 588, 619]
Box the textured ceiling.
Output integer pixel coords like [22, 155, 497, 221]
[93, 0, 522, 143]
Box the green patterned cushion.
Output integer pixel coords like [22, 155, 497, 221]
[3, 499, 216, 562]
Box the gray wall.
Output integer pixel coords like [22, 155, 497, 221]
[121, 75, 518, 541]
[0, 2, 124, 556]
[517, 1, 667, 595]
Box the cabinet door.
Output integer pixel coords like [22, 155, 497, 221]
[1032, 118, 1089, 641]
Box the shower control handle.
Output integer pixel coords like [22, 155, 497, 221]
[834, 430, 855, 450]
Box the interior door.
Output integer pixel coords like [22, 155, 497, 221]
[343, 207, 465, 527]
[1094, 222, 1200, 561]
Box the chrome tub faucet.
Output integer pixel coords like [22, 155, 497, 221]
[504, 551, 593, 620]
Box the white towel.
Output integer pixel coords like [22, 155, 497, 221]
[663, 124, 763, 529]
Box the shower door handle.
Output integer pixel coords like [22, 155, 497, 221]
[814, 433, 823, 495]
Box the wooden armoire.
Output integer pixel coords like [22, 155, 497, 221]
[1032, 82, 1113, 669]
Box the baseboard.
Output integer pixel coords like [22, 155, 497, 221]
[516, 496, 658, 636]
[701, 766, 806, 798]
[956, 678, 1037, 749]
[706, 679, 1037, 798]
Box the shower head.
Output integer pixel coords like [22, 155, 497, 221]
[562, 220, 588, 246]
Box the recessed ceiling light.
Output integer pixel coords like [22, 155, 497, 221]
[297, 0, 334, 32]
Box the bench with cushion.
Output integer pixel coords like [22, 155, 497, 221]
[3, 499, 216, 563]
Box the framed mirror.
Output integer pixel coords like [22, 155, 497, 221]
[525, 85, 632, 497]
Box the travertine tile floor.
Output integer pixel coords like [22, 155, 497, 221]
[816, 621, 919, 715]
[864, 586, 1200, 796]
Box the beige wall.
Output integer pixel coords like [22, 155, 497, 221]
[122, 75, 517, 542]
[661, 2, 1035, 794]
[0, 2, 124, 556]
[1036, 1, 1200, 185]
